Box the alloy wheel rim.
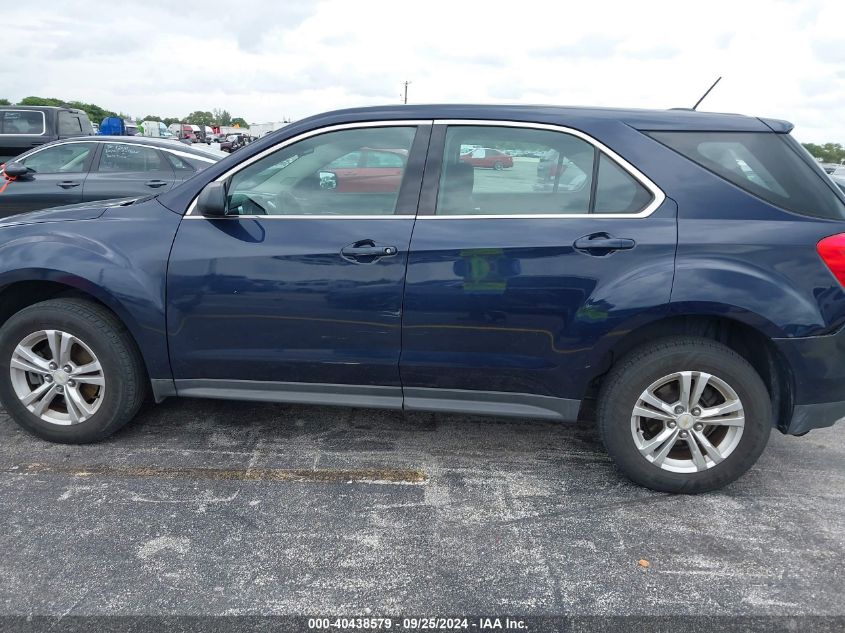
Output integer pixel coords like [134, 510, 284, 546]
[630, 371, 745, 474]
[9, 330, 106, 426]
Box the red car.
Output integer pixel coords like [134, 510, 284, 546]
[322, 148, 407, 192]
[460, 147, 514, 170]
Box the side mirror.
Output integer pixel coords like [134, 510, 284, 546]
[319, 171, 337, 190]
[3, 162, 29, 178]
[196, 181, 228, 216]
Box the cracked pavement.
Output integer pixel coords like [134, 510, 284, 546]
[0, 397, 843, 616]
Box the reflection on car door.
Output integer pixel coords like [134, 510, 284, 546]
[83, 142, 177, 203]
[0, 142, 93, 217]
[166, 124, 430, 403]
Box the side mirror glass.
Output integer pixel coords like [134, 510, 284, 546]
[3, 162, 29, 178]
[319, 171, 337, 190]
[197, 181, 228, 216]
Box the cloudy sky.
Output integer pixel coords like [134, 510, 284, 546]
[4, 0, 844, 142]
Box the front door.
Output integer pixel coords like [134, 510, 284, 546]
[167, 123, 430, 404]
[400, 122, 677, 418]
[0, 142, 94, 217]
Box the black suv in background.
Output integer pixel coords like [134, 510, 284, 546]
[0, 106, 94, 162]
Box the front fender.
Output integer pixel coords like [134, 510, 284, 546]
[0, 199, 181, 379]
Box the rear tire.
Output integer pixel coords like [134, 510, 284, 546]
[0, 299, 146, 443]
[597, 336, 771, 493]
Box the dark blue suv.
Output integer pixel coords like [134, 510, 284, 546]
[2, 105, 844, 493]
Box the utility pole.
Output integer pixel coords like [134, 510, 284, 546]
[402, 80, 411, 105]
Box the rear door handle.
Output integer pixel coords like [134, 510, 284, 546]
[57, 181, 81, 189]
[341, 240, 398, 262]
[573, 233, 636, 254]
[145, 179, 169, 188]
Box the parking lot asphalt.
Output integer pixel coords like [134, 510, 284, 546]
[0, 397, 842, 617]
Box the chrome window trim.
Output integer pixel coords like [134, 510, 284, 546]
[0, 110, 47, 136]
[183, 117, 666, 221]
[421, 119, 666, 220]
[19, 139, 218, 164]
[184, 119, 433, 219]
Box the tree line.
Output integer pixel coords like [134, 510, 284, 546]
[0, 97, 248, 128]
[802, 143, 845, 165]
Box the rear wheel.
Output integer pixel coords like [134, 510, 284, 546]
[0, 299, 146, 443]
[597, 337, 771, 493]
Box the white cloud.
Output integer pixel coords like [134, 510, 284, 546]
[3, 0, 844, 142]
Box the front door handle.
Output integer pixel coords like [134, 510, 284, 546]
[574, 233, 636, 255]
[145, 179, 169, 188]
[57, 181, 81, 189]
[341, 240, 398, 262]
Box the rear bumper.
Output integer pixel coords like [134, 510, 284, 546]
[788, 401, 845, 435]
[773, 327, 845, 434]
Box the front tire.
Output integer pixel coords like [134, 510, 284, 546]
[0, 299, 146, 443]
[597, 337, 771, 493]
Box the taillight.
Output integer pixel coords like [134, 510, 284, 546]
[817, 233, 845, 286]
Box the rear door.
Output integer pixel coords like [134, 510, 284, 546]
[400, 121, 677, 418]
[83, 142, 177, 202]
[0, 141, 94, 216]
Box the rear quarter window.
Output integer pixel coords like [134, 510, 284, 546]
[648, 131, 845, 219]
[0, 110, 46, 135]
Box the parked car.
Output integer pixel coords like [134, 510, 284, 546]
[460, 147, 514, 170]
[535, 148, 589, 192]
[831, 174, 845, 194]
[220, 133, 248, 153]
[0, 106, 94, 162]
[0, 136, 224, 217]
[1, 104, 844, 494]
[320, 147, 407, 192]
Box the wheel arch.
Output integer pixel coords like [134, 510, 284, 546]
[582, 313, 794, 432]
[0, 275, 155, 387]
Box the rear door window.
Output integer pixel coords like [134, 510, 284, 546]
[435, 125, 655, 216]
[97, 143, 166, 172]
[648, 131, 845, 219]
[594, 154, 654, 214]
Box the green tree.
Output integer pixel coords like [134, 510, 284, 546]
[185, 110, 215, 127]
[0, 98, 10, 106]
[231, 117, 248, 128]
[212, 108, 232, 126]
[803, 142, 845, 164]
[19, 96, 118, 125]
[19, 96, 63, 106]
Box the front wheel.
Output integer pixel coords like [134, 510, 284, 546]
[493, 161, 504, 171]
[0, 299, 146, 443]
[597, 337, 772, 493]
